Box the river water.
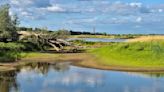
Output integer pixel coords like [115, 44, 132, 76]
[1, 62, 164, 92]
[68, 38, 127, 42]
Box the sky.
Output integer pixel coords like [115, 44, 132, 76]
[0, 0, 164, 34]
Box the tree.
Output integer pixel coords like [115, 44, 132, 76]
[0, 4, 18, 42]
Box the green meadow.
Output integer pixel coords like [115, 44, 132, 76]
[92, 41, 164, 68]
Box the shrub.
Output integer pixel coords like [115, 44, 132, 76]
[0, 42, 25, 62]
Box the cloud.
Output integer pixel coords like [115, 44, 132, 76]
[129, 2, 143, 8]
[1, 0, 163, 33]
[158, 9, 163, 12]
[40, 4, 65, 12]
[10, 0, 51, 8]
[136, 17, 142, 22]
[43, 70, 103, 87]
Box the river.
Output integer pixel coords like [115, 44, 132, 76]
[68, 38, 127, 42]
[0, 62, 164, 92]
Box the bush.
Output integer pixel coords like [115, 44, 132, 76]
[0, 42, 25, 62]
[71, 40, 96, 45]
[0, 42, 25, 50]
[20, 42, 42, 51]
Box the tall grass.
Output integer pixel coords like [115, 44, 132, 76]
[92, 41, 164, 67]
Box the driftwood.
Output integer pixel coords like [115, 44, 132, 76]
[18, 31, 77, 52]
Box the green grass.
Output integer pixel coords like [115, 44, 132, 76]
[21, 52, 59, 58]
[92, 41, 164, 68]
[0, 42, 25, 50]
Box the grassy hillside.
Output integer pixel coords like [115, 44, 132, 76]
[92, 41, 164, 67]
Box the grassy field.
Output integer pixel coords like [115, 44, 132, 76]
[128, 36, 164, 42]
[91, 41, 164, 68]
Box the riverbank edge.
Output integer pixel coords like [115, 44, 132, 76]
[1, 52, 164, 72]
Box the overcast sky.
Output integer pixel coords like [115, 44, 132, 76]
[0, 0, 164, 34]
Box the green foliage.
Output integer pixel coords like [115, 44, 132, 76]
[0, 51, 21, 62]
[53, 29, 70, 39]
[0, 42, 25, 62]
[0, 4, 18, 41]
[92, 41, 164, 67]
[0, 42, 25, 50]
[71, 40, 96, 45]
[20, 42, 42, 51]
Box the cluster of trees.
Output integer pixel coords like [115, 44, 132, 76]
[0, 4, 19, 42]
[0, 4, 21, 62]
[0, 4, 72, 62]
[70, 30, 107, 35]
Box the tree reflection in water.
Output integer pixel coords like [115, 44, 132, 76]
[0, 70, 19, 92]
[127, 72, 164, 78]
[0, 62, 70, 92]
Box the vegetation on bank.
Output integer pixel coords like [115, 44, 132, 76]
[70, 40, 112, 48]
[70, 34, 160, 39]
[0, 42, 25, 62]
[70, 35, 112, 39]
[0, 4, 20, 62]
[92, 41, 164, 67]
[0, 4, 71, 62]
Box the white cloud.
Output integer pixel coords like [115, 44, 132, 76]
[136, 17, 142, 22]
[41, 5, 65, 12]
[10, 0, 20, 5]
[158, 9, 163, 12]
[129, 2, 143, 8]
[1, 0, 163, 33]
[10, 0, 33, 6]
[43, 71, 103, 87]
[21, 11, 29, 16]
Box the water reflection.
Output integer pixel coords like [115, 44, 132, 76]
[0, 62, 164, 92]
[127, 72, 164, 78]
[0, 70, 19, 92]
[0, 62, 70, 92]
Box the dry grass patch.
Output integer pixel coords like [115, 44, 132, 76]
[128, 36, 164, 42]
